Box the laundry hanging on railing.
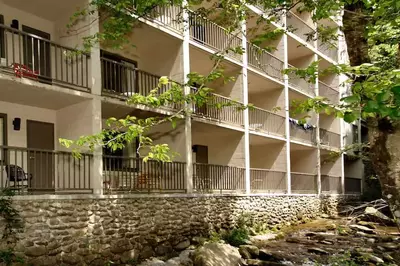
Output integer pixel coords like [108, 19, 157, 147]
[289, 118, 314, 131]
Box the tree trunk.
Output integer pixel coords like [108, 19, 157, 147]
[369, 121, 400, 229]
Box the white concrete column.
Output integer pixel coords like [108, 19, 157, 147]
[240, 16, 251, 194]
[88, 2, 102, 96]
[314, 55, 321, 195]
[182, 1, 193, 193]
[283, 12, 292, 194]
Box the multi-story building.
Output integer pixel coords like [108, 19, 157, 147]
[0, 0, 362, 196]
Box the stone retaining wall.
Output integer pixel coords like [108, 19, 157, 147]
[0, 194, 349, 265]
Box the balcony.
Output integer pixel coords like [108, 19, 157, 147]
[101, 57, 181, 110]
[319, 81, 339, 103]
[247, 42, 284, 81]
[321, 175, 341, 194]
[145, 5, 183, 33]
[250, 168, 286, 193]
[249, 107, 285, 137]
[317, 39, 338, 62]
[286, 12, 316, 47]
[288, 64, 315, 96]
[290, 122, 317, 145]
[103, 155, 186, 193]
[320, 128, 341, 148]
[188, 10, 243, 62]
[193, 163, 246, 193]
[0, 24, 90, 91]
[291, 172, 317, 194]
[0, 146, 93, 194]
[193, 92, 244, 127]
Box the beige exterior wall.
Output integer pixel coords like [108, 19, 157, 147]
[291, 149, 318, 173]
[250, 142, 286, 171]
[320, 113, 340, 133]
[321, 154, 342, 176]
[249, 88, 285, 116]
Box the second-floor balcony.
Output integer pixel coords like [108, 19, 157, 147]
[320, 128, 341, 148]
[288, 64, 315, 96]
[193, 92, 244, 127]
[319, 81, 339, 104]
[290, 120, 317, 144]
[249, 107, 285, 137]
[0, 24, 90, 91]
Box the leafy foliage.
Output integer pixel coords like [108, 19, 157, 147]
[0, 189, 22, 240]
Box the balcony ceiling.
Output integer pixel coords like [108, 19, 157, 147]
[3, 0, 85, 21]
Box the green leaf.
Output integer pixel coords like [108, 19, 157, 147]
[343, 112, 357, 123]
[341, 95, 359, 104]
[376, 91, 391, 102]
[364, 101, 379, 112]
[391, 85, 400, 95]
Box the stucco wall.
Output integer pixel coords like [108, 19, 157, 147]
[1, 194, 348, 265]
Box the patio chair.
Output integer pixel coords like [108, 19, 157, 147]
[5, 164, 32, 190]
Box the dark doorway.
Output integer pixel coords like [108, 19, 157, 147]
[193, 145, 210, 190]
[27, 120, 55, 192]
[22, 25, 51, 83]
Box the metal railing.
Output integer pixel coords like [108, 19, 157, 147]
[193, 163, 246, 193]
[289, 122, 317, 144]
[286, 12, 315, 46]
[103, 155, 186, 193]
[319, 81, 339, 103]
[188, 10, 242, 62]
[247, 42, 284, 81]
[288, 64, 315, 96]
[321, 175, 342, 194]
[320, 128, 341, 148]
[250, 169, 286, 193]
[345, 177, 362, 194]
[146, 5, 183, 32]
[193, 91, 244, 126]
[249, 107, 285, 136]
[101, 57, 181, 109]
[0, 24, 90, 90]
[317, 39, 338, 61]
[0, 146, 92, 194]
[291, 172, 317, 194]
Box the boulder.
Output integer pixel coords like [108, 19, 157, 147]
[193, 242, 242, 266]
[165, 250, 195, 266]
[239, 245, 259, 259]
[362, 207, 396, 226]
[349, 224, 376, 234]
[307, 247, 329, 255]
[138, 258, 166, 266]
[357, 221, 377, 229]
[175, 240, 191, 251]
[258, 250, 285, 262]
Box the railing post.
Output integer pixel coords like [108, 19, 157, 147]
[182, 0, 193, 194]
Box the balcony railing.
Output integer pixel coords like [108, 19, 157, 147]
[321, 175, 342, 194]
[286, 12, 316, 46]
[247, 42, 284, 81]
[317, 39, 338, 61]
[319, 81, 339, 103]
[0, 24, 90, 91]
[249, 107, 285, 136]
[146, 5, 183, 32]
[193, 163, 246, 193]
[103, 155, 186, 193]
[288, 64, 315, 96]
[290, 122, 317, 144]
[345, 177, 362, 194]
[250, 169, 286, 192]
[193, 92, 244, 126]
[188, 11, 243, 62]
[320, 128, 341, 148]
[291, 172, 317, 194]
[101, 57, 181, 109]
[0, 146, 92, 194]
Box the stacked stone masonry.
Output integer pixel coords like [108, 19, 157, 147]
[1, 195, 349, 265]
